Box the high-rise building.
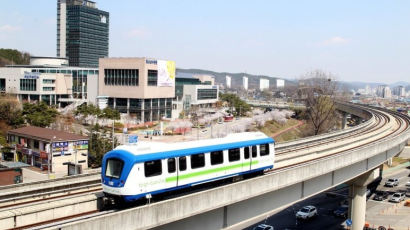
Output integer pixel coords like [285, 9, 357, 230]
[243, 76, 248, 90]
[57, 0, 109, 67]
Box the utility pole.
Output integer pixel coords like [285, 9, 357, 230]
[112, 119, 115, 149]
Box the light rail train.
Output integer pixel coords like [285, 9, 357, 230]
[101, 132, 275, 203]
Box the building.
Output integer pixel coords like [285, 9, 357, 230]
[8, 126, 89, 175]
[0, 162, 29, 185]
[226, 75, 231, 89]
[276, 79, 285, 88]
[0, 57, 98, 106]
[243, 76, 248, 90]
[172, 73, 218, 119]
[98, 57, 175, 122]
[393, 86, 406, 97]
[382, 86, 392, 99]
[57, 0, 109, 67]
[260, 78, 269, 91]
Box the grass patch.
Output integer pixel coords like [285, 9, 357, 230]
[257, 119, 304, 142]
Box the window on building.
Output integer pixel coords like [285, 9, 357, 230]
[179, 156, 187, 171]
[20, 79, 37, 91]
[144, 160, 162, 177]
[244, 147, 250, 159]
[260, 144, 270, 156]
[228, 148, 240, 162]
[197, 88, 218, 100]
[211, 151, 223, 165]
[147, 70, 158, 86]
[191, 153, 205, 169]
[42, 79, 55, 84]
[168, 158, 176, 173]
[252, 146, 257, 158]
[43, 87, 55, 91]
[34, 140, 39, 149]
[104, 69, 139, 86]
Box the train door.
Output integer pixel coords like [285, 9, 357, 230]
[250, 145, 258, 170]
[166, 158, 178, 189]
[176, 156, 187, 187]
[243, 146, 251, 171]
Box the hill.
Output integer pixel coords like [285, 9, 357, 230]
[0, 49, 30, 67]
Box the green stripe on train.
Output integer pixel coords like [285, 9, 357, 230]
[165, 160, 259, 182]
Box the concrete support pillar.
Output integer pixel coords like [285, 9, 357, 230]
[28, 94, 31, 102]
[342, 112, 348, 129]
[348, 168, 380, 230]
[113, 97, 116, 109]
[349, 183, 366, 230]
[387, 157, 393, 167]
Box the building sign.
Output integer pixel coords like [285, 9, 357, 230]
[128, 135, 138, 144]
[157, 60, 175, 87]
[23, 72, 40, 79]
[53, 142, 69, 152]
[75, 140, 88, 150]
[146, 59, 157, 65]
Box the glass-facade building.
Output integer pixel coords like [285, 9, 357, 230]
[57, 0, 109, 67]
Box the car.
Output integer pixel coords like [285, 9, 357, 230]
[333, 206, 348, 218]
[385, 178, 399, 187]
[253, 224, 274, 230]
[406, 181, 410, 187]
[296, 205, 318, 220]
[373, 191, 389, 201]
[389, 192, 405, 203]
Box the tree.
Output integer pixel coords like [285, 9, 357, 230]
[100, 107, 120, 120]
[87, 124, 119, 167]
[219, 93, 251, 116]
[0, 95, 24, 129]
[299, 70, 339, 135]
[22, 102, 59, 127]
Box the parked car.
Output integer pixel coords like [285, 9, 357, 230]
[333, 206, 348, 218]
[385, 178, 399, 187]
[373, 191, 389, 201]
[296, 205, 318, 220]
[406, 181, 410, 187]
[253, 224, 274, 230]
[389, 192, 405, 203]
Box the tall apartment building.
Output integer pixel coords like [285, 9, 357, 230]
[57, 0, 109, 67]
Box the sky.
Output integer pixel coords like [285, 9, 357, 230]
[1, 0, 409, 84]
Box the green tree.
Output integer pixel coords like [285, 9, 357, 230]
[75, 103, 101, 116]
[87, 124, 119, 167]
[0, 49, 30, 66]
[100, 107, 120, 120]
[219, 93, 251, 116]
[22, 102, 59, 127]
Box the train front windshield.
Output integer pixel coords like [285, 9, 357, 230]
[105, 159, 123, 179]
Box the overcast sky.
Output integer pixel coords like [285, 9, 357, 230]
[1, 0, 409, 84]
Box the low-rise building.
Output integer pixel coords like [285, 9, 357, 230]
[0, 162, 29, 185]
[7, 126, 88, 175]
[0, 56, 98, 106]
[98, 57, 175, 122]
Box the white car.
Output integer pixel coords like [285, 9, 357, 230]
[296, 205, 318, 220]
[385, 178, 399, 187]
[253, 224, 274, 230]
[389, 192, 405, 203]
[406, 181, 410, 187]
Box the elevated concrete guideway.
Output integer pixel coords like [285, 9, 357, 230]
[45, 103, 409, 230]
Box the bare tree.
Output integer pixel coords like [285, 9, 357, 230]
[299, 70, 338, 135]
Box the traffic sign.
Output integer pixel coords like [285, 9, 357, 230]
[346, 219, 352, 227]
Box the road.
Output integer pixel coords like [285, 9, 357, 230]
[245, 165, 410, 230]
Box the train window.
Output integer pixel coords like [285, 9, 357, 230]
[105, 158, 123, 179]
[228, 148, 240, 162]
[144, 160, 162, 177]
[168, 158, 176, 173]
[252, 146, 257, 158]
[211, 151, 223, 165]
[244, 147, 250, 159]
[260, 144, 270, 156]
[179, 156, 187, 171]
[191, 153, 205, 169]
